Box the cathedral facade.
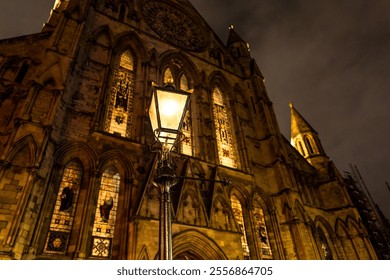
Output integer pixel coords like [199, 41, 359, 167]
[0, 0, 377, 260]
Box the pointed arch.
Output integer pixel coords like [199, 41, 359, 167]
[97, 149, 134, 180]
[314, 215, 335, 240]
[91, 25, 113, 48]
[178, 187, 202, 225]
[137, 245, 150, 260]
[113, 31, 148, 59]
[89, 25, 113, 64]
[211, 194, 231, 231]
[7, 134, 37, 167]
[208, 71, 233, 93]
[335, 218, 358, 259]
[159, 52, 199, 156]
[252, 186, 275, 211]
[172, 230, 228, 260]
[54, 142, 98, 169]
[159, 51, 200, 87]
[346, 216, 372, 259]
[0, 56, 19, 81]
[37, 61, 64, 89]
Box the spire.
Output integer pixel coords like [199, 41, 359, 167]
[290, 101, 317, 139]
[289, 102, 331, 178]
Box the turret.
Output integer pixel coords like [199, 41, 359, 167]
[290, 102, 333, 179]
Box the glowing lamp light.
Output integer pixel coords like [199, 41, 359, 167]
[149, 85, 191, 148]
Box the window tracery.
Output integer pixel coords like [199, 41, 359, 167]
[44, 160, 83, 254]
[212, 87, 237, 168]
[105, 49, 135, 137]
[91, 167, 121, 258]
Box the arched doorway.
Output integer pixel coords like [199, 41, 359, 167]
[171, 230, 228, 260]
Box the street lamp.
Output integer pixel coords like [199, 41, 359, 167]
[148, 84, 191, 260]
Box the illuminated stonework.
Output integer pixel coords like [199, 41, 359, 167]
[91, 167, 120, 258]
[212, 87, 237, 168]
[44, 161, 83, 253]
[105, 50, 135, 137]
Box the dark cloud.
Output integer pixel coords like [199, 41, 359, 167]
[1, 0, 389, 219]
[192, 0, 390, 219]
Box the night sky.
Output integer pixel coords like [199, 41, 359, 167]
[1, 0, 389, 220]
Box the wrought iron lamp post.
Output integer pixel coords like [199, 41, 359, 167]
[148, 84, 191, 260]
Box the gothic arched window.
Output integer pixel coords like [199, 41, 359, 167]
[91, 167, 121, 258]
[179, 74, 189, 91]
[104, 49, 136, 138]
[230, 195, 250, 259]
[212, 87, 237, 168]
[163, 67, 174, 85]
[252, 200, 273, 259]
[304, 136, 314, 155]
[44, 160, 83, 254]
[298, 140, 306, 156]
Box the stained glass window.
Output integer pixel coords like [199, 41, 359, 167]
[163, 67, 174, 85]
[91, 167, 121, 258]
[230, 195, 250, 259]
[44, 161, 83, 254]
[252, 201, 273, 259]
[179, 74, 189, 91]
[105, 49, 135, 137]
[212, 87, 237, 168]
